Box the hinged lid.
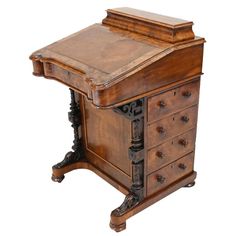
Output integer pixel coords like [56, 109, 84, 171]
[30, 8, 204, 108]
[103, 7, 195, 43]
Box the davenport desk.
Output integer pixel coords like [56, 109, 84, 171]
[30, 8, 205, 232]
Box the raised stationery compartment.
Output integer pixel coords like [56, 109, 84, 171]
[103, 7, 195, 43]
[30, 8, 204, 108]
[30, 8, 205, 232]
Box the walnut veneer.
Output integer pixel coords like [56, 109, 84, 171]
[30, 7, 205, 232]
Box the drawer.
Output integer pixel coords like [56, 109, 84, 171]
[147, 152, 194, 196]
[43, 62, 89, 96]
[147, 128, 196, 174]
[147, 105, 198, 148]
[148, 80, 200, 122]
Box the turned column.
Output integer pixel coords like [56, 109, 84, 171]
[110, 98, 145, 231]
[51, 89, 84, 182]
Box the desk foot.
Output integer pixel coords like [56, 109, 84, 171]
[109, 172, 197, 232]
[53, 151, 80, 169]
[51, 174, 65, 183]
[110, 193, 139, 232]
[110, 221, 126, 232]
[51, 151, 85, 182]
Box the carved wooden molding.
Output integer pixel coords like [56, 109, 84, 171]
[129, 116, 144, 198]
[103, 8, 195, 43]
[111, 193, 139, 216]
[113, 98, 144, 120]
[111, 98, 145, 216]
[52, 89, 83, 170]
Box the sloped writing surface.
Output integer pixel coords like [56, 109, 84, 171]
[47, 24, 156, 74]
[30, 8, 204, 108]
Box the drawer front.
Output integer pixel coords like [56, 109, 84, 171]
[147, 152, 194, 196]
[147, 129, 196, 174]
[43, 62, 88, 95]
[148, 80, 200, 122]
[147, 105, 198, 148]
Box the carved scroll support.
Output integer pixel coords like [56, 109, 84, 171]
[111, 99, 144, 232]
[51, 89, 84, 182]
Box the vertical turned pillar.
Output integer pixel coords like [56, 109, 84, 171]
[51, 89, 84, 182]
[111, 98, 144, 221]
[129, 117, 144, 198]
[68, 88, 82, 155]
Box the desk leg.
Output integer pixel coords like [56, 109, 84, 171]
[51, 89, 84, 182]
[111, 99, 145, 232]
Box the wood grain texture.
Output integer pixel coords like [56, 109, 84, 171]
[148, 80, 200, 122]
[30, 8, 205, 232]
[30, 8, 205, 107]
[110, 171, 197, 230]
[147, 105, 198, 148]
[147, 128, 196, 174]
[92, 44, 204, 107]
[147, 152, 194, 196]
[106, 8, 191, 26]
[81, 95, 132, 188]
[52, 158, 130, 195]
[103, 8, 194, 43]
[48, 25, 156, 74]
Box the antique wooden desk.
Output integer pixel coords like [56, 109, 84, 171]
[30, 8, 205, 232]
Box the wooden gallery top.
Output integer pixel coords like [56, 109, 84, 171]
[30, 7, 205, 232]
[30, 7, 205, 108]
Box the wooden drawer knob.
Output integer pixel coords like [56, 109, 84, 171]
[156, 175, 166, 184]
[156, 151, 164, 159]
[181, 115, 189, 123]
[182, 91, 192, 97]
[158, 100, 166, 108]
[156, 126, 166, 134]
[178, 163, 187, 170]
[178, 139, 188, 146]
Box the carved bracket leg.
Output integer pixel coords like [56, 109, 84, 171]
[111, 99, 145, 231]
[52, 89, 84, 182]
[110, 155, 144, 231]
[110, 193, 139, 232]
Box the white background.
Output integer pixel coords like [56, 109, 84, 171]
[1, 0, 236, 235]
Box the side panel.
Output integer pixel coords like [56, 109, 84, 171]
[80, 95, 132, 190]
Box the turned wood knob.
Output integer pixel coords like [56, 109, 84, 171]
[156, 151, 164, 159]
[181, 115, 189, 123]
[179, 139, 188, 146]
[158, 100, 166, 108]
[156, 175, 166, 184]
[156, 126, 165, 134]
[178, 163, 187, 170]
[182, 91, 192, 97]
